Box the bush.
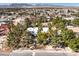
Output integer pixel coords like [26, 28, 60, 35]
[69, 38, 79, 52]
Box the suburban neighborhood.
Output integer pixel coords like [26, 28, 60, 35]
[0, 3, 79, 56]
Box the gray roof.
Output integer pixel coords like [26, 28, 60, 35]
[0, 19, 12, 22]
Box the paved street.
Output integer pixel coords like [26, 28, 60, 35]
[0, 48, 77, 56]
[9, 52, 74, 56]
[10, 52, 69, 56]
[9, 52, 32, 56]
[8, 50, 76, 56]
[0, 52, 9, 56]
[35, 52, 68, 56]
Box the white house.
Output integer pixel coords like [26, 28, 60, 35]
[27, 27, 48, 36]
[67, 26, 79, 33]
[63, 17, 75, 20]
[13, 17, 25, 25]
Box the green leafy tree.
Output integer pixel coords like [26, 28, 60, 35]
[72, 19, 79, 26]
[40, 16, 47, 22]
[69, 38, 79, 52]
[37, 32, 48, 45]
[7, 23, 25, 49]
[48, 23, 53, 37]
[61, 28, 76, 46]
[7, 18, 33, 49]
[52, 17, 66, 29]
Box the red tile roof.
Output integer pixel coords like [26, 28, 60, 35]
[0, 24, 8, 31]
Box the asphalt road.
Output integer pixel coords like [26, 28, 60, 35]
[0, 52, 9, 56]
[9, 51, 71, 56]
[9, 52, 32, 56]
[35, 52, 68, 56]
[0, 50, 75, 56]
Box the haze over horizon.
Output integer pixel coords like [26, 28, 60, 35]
[0, 3, 79, 7]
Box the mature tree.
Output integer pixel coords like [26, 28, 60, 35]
[37, 32, 48, 45]
[52, 17, 66, 29]
[72, 19, 79, 26]
[7, 23, 25, 49]
[31, 19, 37, 27]
[51, 35, 64, 48]
[64, 20, 71, 26]
[71, 12, 79, 17]
[61, 28, 76, 46]
[24, 18, 31, 28]
[40, 16, 47, 22]
[7, 18, 34, 49]
[69, 38, 79, 52]
[37, 18, 43, 33]
[50, 29, 63, 48]
[48, 23, 53, 37]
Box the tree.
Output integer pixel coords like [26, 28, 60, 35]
[37, 18, 43, 33]
[48, 23, 53, 37]
[65, 20, 71, 26]
[7, 18, 33, 49]
[51, 35, 64, 48]
[39, 16, 47, 23]
[72, 19, 79, 26]
[69, 38, 79, 52]
[37, 32, 48, 45]
[24, 18, 31, 28]
[61, 28, 76, 46]
[7, 23, 25, 49]
[19, 31, 34, 48]
[31, 19, 38, 27]
[50, 29, 64, 48]
[52, 17, 66, 29]
[55, 22, 65, 29]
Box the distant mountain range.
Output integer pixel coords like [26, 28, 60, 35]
[0, 3, 78, 8]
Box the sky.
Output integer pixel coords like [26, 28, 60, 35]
[52, 3, 79, 6]
[0, 0, 79, 3]
[0, 0, 79, 6]
[0, 3, 79, 7]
